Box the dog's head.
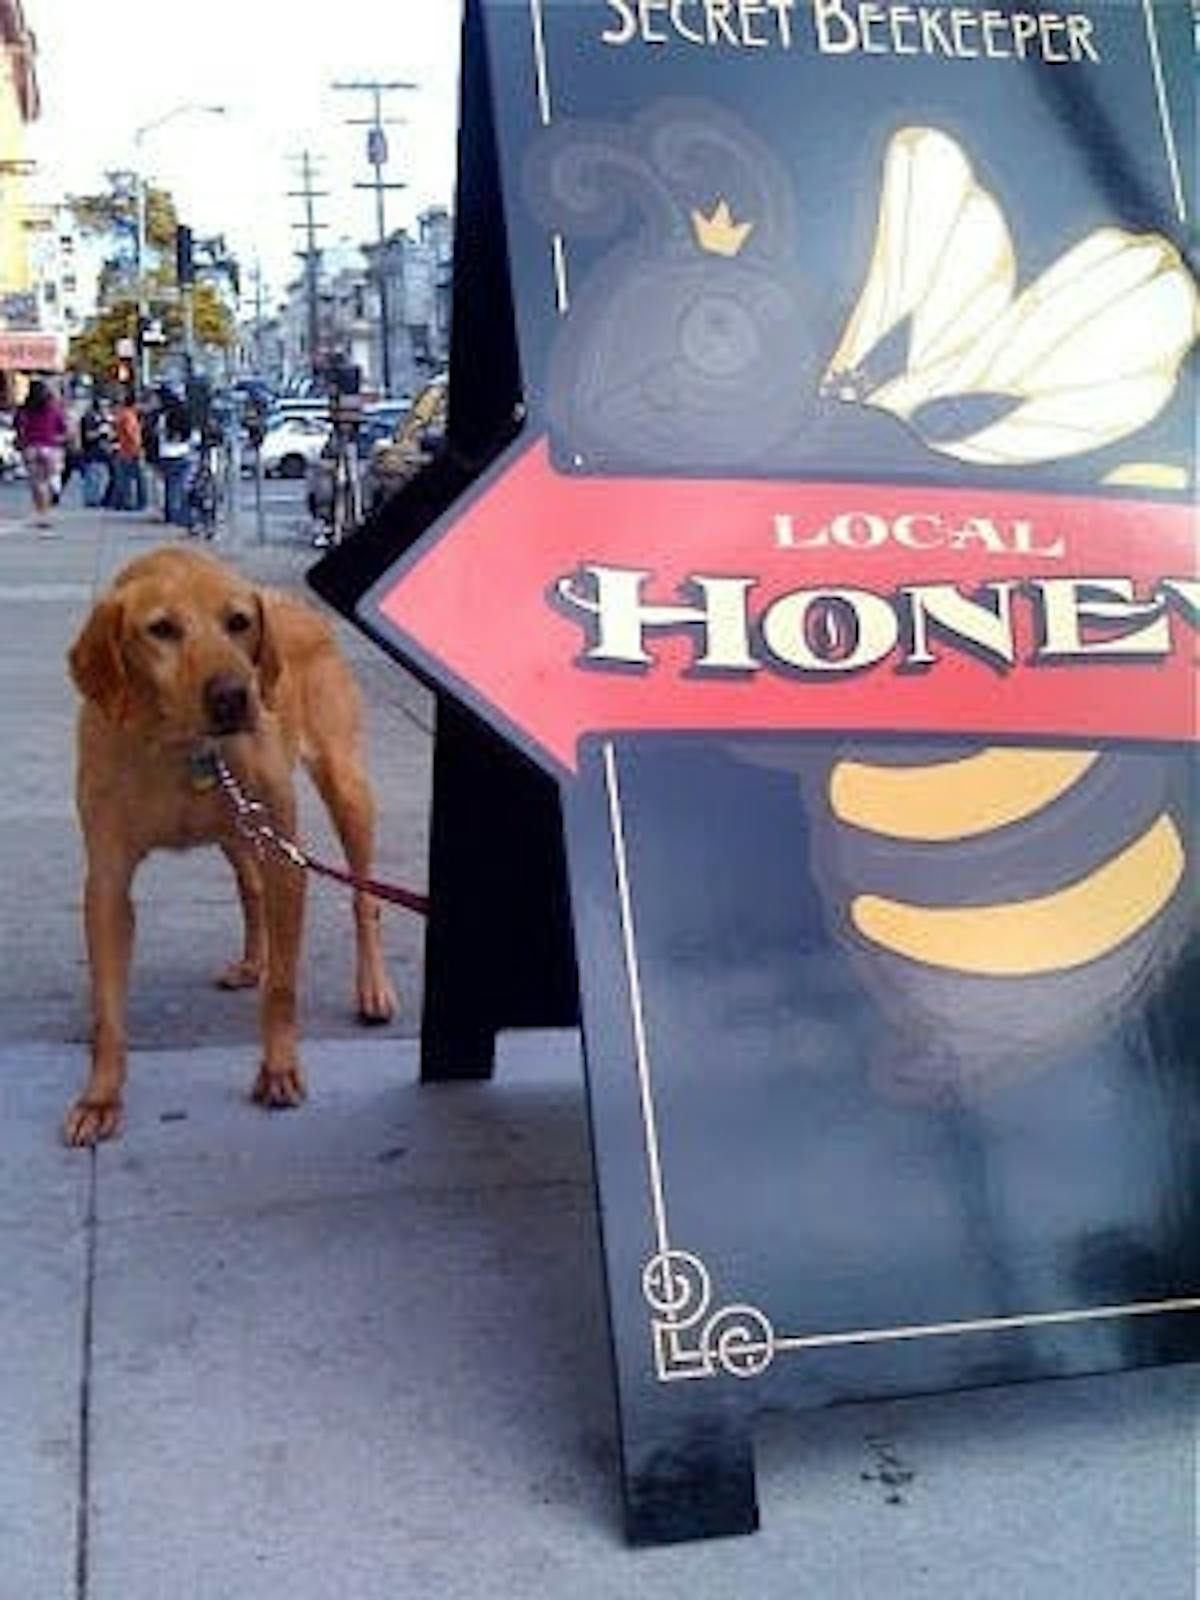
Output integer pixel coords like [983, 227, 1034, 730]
[68, 548, 282, 740]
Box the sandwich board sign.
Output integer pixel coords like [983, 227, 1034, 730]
[313, 0, 1199, 1545]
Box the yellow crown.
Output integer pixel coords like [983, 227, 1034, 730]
[691, 199, 754, 259]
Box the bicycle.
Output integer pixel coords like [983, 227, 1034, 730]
[313, 420, 363, 549]
[329, 429, 362, 547]
[187, 432, 225, 541]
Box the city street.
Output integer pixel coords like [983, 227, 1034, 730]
[233, 465, 320, 547]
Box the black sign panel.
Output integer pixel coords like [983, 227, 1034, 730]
[314, 0, 1199, 1544]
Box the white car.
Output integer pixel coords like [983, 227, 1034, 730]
[0, 419, 19, 478]
[259, 416, 330, 478]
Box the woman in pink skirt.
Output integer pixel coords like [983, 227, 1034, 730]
[14, 379, 67, 530]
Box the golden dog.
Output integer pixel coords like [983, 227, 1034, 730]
[64, 546, 397, 1146]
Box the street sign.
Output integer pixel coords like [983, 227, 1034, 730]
[315, 0, 1199, 1544]
[367, 126, 388, 168]
[0, 331, 66, 373]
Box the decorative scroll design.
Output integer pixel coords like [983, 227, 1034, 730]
[642, 1250, 775, 1382]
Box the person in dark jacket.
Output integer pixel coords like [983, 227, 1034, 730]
[78, 400, 113, 508]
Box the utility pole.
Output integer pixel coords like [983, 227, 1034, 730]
[288, 151, 328, 382]
[331, 80, 416, 398]
[132, 104, 226, 388]
[249, 259, 265, 376]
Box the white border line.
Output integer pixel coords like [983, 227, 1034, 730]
[1141, 0, 1188, 223]
[529, 0, 571, 313]
[776, 1295, 1200, 1353]
[529, 0, 553, 125]
[551, 234, 571, 314]
[603, 741, 670, 1260]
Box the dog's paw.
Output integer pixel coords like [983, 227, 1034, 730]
[63, 1098, 123, 1147]
[251, 1062, 307, 1110]
[215, 957, 263, 991]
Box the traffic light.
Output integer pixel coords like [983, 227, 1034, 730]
[175, 225, 195, 286]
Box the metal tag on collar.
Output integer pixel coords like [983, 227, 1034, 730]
[189, 742, 221, 792]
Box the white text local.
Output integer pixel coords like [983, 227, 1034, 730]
[773, 510, 1065, 557]
[556, 566, 1199, 675]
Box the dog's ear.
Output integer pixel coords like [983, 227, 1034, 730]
[68, 598, 130, 721]
[254, 591, 283, 709]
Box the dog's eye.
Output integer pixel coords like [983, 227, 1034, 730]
[226, 611, 252, 635]
[147, 617, 182, 642]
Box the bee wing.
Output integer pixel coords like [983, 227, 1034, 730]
[825, 127, 1017, 395]
[829, 129, 1199, 466]
[911, 230, 1200, 465]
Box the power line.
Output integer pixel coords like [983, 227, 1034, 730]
[331, 79, 417, 397]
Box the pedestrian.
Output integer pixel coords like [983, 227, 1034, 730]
[61, 393, 85, 500]
[157, 393, 194, 529]
[111, 391, 145, 512]
[140, 390, 163, 514]
[78, 397, 113, 509]
[13, 378, 68, 531]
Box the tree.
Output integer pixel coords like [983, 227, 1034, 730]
[70, 175, 179, 253]
[69, 287, 235, 385]
[68, 173, 236, 383]
[69, 302, 140, 385]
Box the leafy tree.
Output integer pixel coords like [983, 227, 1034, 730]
[70, 176, 179, 252]
[69, 286, 234, 385]
[69, 302, 140, 385]
[68, 173, 236, 381]
[191, 282, 235, 348]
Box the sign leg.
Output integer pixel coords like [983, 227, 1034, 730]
[619, 1401, 759, 1545]
[420, 698, 579, 1081]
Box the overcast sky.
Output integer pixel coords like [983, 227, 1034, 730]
[25, 0, 463, 302]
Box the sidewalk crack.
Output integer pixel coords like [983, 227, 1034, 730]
[74, 1148, 97, 1600]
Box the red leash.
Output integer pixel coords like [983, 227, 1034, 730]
[294, 854, 429, 917]
[208, 751, 430, 917]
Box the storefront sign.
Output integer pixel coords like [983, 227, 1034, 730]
[0, 331, 66, 372]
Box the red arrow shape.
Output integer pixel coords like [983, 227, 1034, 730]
[371, 436, 1198, 776]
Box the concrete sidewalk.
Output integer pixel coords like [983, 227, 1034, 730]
[1, 503, 1196, 1597]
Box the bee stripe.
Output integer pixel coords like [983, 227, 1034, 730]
[851, 812, 1185, 976]
[831, 748, 1099, 842]
[1102, 462, 1190, 490]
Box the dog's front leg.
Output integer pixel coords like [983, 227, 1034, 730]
[216, 840, 267, 990]
[251, 848, 307, 1110]
[65, 852, 139, 1146]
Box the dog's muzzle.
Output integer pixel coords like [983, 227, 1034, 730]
[203, 674, 252, 736]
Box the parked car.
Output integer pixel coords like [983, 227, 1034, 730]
[0, 415, 20, 478]
[259, 415, 330, 478]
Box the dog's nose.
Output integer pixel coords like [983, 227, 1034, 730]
[203, 675, 251, 734]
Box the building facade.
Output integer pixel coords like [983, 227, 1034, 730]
[0, 0, 37, 307]
[369, 206, 453, 398]
[23, 203, 100, 340]
[241, 207, 453, 397]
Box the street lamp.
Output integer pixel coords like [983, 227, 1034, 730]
[133, 103, 227, 387]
